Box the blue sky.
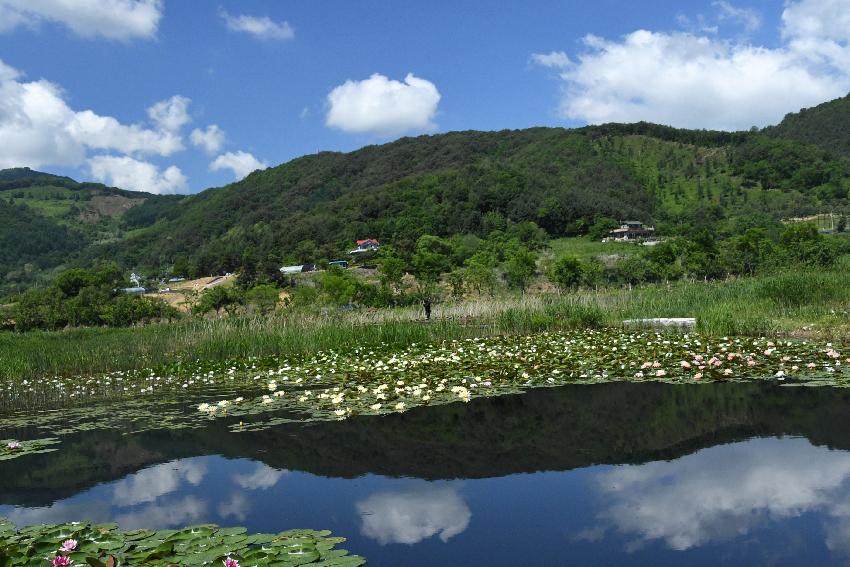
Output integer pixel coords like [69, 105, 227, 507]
[1, 0, 849, 194]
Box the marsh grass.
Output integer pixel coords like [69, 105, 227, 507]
[3, 268, 850, 381]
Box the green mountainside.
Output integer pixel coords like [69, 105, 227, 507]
[97, 123, 850, 276]
[4, 92, 850, 291]
[764, 93, 850, 158]
[0, 168, 183, 293]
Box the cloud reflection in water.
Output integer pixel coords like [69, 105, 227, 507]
[114, 495, 208, 530]
[583, 437, 850, 553]
[112, 459, 207, 506]
[232, 463, 287, 490]
[356, 483, 471, 545]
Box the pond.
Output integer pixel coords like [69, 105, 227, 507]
[5, 380, 850, 565]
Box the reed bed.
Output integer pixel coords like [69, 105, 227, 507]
[3, 269, 850, 381]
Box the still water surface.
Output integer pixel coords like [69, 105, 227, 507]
[4, 381, 850, 565]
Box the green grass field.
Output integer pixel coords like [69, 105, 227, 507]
[547, 236, 637, 260]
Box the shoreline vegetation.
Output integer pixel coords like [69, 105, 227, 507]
[4, 267, 850, 382]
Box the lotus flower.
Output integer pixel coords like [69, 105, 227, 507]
[52, 556, 72, 566]
[60, 539, 78, 551]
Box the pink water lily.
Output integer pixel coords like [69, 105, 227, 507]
[52, 556, 72, 566]
[223, 558, 240, 567]
[60, 539, 78, 551]
[6, 441, 20, 450]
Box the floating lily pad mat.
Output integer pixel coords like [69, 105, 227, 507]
[0, 517, 366, 566]
[3, 330, 850, 459]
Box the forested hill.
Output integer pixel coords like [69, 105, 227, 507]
[5, 92, 850, 288]
[96, 121, 850, 276]
[0, 168, 183, 294]
[764, 93, 850, 158]
[104, 127, 656, 273]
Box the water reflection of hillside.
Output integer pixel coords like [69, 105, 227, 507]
[5, 381, 850, 507]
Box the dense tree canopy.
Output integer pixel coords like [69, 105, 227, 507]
[6, 97, 850, 303]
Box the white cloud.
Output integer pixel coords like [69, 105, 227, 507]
[540, 0, 850, 130]
[0, 74, 85, 168]
[190, 124, 225, 155]
[782, 0, 850, 43]
[326, 73, 441, 136]
[0, 2, 30, 33]
[675, 13, 719, 35]
[0, 58, 19, 81]
[782, 0, 850, 74]
[530, 51, 571, 69]
[0, 0, 162, 40]
[232, 463, 286, 490]
[0, 59, 190, 172]
[147, 95, 191, 133]
[220, 10, 294, 41]
[553, 30, 847, 130]
[209, 150, 267, 180]
[584, 437, 850, 551]
[713, 1, 761, 32]
[68, 110, 183, 156]
[356, 483, 471, 545]
[89, 155, 187, 194]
